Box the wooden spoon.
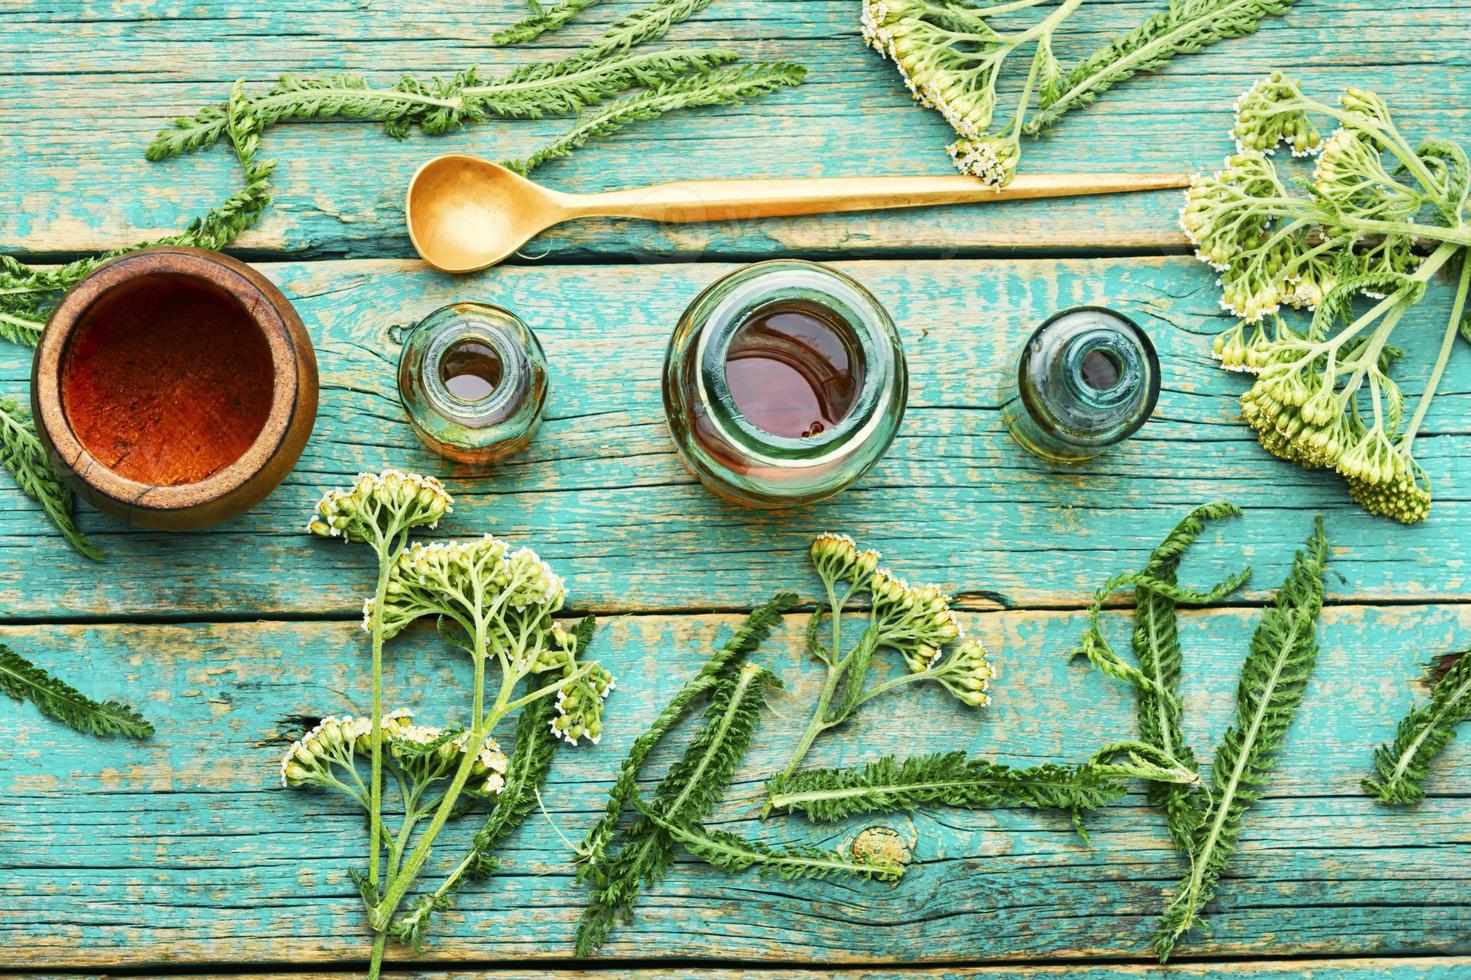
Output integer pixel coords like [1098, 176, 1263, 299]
[405, 153, 1190, 274]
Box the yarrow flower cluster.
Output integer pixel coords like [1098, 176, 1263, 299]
[859, 0, 1056, 187]
[279, 708, 509, 796]
[1182, 74, 1471, 523]
[307, 469, 452, 544]
[780, 533, 997, 777]
[552, 663, 616, 745]
[369, 535, 567, 641]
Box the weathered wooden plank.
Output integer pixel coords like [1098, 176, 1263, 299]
[1, 0, 1467, 259]
[24, 958, 1471, 979]
[3, 603, 1468, 967]
[2, 255, 1469, 619]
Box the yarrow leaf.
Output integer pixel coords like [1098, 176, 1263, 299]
[0, 397, 101, 561]
[1153, 517, 1329, 961]
[575, 659, 780, 956]
[635, 798, 906, 883]
[576, 593, 796, 881]
[1363, 649, 1471, 805]
[1027, 0, 1300, 136]
[0, 644, 153, 739]
[765, 750, 1133, 822]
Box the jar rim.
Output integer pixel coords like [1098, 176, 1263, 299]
[692, 259, 896, 463]
[1016, 305, 1160, 448]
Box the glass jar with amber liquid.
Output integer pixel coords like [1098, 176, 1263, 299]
[662, 259, 908, 507]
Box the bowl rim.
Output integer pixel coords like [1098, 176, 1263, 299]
[32, 246, 307, 514]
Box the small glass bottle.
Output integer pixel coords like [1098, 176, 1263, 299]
[1001, 306, 1160, 463]
[397, 302, 549, 464]
[663, 259, 908, 508]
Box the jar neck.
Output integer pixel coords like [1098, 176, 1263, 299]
[693, 262, 893, 462]
[1017, 306, 1159, 449]
[418, 319, 530, 429]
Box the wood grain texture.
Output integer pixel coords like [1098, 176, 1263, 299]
[6, 0, 1471, 973]
[18, 961, 1471, 979]
[2, 255, 1469, 619]
[1, 0, 1467, 260]
[3, 603, 1469, 967]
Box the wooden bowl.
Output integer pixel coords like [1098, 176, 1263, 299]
[32, 247, 318, 530]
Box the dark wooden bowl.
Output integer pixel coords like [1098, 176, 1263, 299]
[32, 247, 318, 530]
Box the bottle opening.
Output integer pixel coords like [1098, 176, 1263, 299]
[1079, 347, 1123, 392]
[438, 338, 504, 402]
[723, 299, 865, 440]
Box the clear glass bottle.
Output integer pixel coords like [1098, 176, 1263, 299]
[662, 259, 908, 508]
[1001, 306, 1160, 462]
[397, 302, 549, 465]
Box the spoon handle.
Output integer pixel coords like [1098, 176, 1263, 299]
[561, 172, 1190, 222]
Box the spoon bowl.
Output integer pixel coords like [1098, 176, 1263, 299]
[407, 155, 563, 274]
[406, 153, 1192, 273]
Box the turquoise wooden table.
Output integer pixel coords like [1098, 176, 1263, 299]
[3, 1, 1471, 976]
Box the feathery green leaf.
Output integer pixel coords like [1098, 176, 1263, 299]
[0, 644, 153, 738]
[577, 593, 795, 879]
[494, 0, 606, 46]
[635, 798, 906, 883]
[587, 0, 715, 58]
[0, 398, 101, 561]
[1073, 503, 1249, 701]
[1132, 502, 1245, 853]
[1026, 0, 1300, 136]
[505, 62, 807, 175]
[765, 750, 1132, 823]
[576, 660, 779, 956]
[1363, 649, 1471, 805]
[1153, 517, 1328, 961]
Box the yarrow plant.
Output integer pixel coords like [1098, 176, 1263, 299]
[290, 470, 612, 977]
[1183, 74, 1471, 522]
[775, 532, 995, 780]
[860, 0, 1298, 186]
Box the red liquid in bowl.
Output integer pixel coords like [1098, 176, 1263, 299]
[60, 274, 275, 486]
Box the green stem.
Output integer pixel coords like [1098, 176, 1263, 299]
[367, 544, 392, 890]
[371, 663, 518, 931]
[368, 928, 388, 980]
[780, 663, 844, 781]
[1402, 248, 1470, 448]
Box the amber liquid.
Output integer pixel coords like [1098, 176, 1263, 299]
[439, 339, 504, 401]
[60, 275, 274, 486]
[724, 299, 864, 439]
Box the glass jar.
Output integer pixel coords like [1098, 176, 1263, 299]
[1001, 306, 1160, 462]
[397, 302, 549, 465]
[662, 259, 908, 508]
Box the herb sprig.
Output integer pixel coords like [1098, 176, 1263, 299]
[1185, 75, 1471, 521]
[0, 643, 153, 739]
[861, 0, 1298, 185]
[775, 533, 996, 781]
[1363, 649, 1471, 806]
[286, 470, 613, 978]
